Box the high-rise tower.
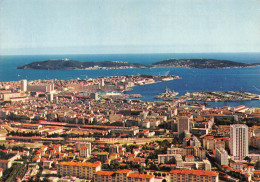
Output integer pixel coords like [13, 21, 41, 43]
[230, 124, 248, 160]
[177, 116, 190, 138]
[21, 79, 27, 92]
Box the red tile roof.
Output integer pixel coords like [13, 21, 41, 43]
[128, 173, 154, 179]
[116, 169, 132, 174]
[170, 169, 218, 177]
[94, 171, 114, 176]
[58, 161, 100, 167]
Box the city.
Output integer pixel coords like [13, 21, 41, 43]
[1, 0, 260, 182]
[0, 75, 259, 182]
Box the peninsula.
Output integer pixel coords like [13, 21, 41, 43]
[17, 58, 260, 70]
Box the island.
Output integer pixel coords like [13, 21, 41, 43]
[151, 59, 260, 68]
[17, 58, 260, 70]
[17, 59, 146, 70]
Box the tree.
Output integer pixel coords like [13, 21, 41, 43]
[42, 177, 51, 182]
[244, 156, 251, 164]
[162, 179, 167, 182]
[149, 163, 158, 171]
[162, 173, 166, 177]
[255, 160, 260, 170]
[138, 166, 144, 174]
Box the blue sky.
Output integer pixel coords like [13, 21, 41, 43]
[0, 0, 260, 55]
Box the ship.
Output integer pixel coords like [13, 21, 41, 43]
[153, 87, 179, 99]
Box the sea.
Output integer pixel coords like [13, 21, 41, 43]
[0, 52, 260, 108]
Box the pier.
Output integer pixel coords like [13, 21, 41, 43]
[185, 91, 260, 102]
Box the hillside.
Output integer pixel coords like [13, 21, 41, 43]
[151, 59, 260, 68]
[17, 59, 146, 70]
[17, 58, 260, 70]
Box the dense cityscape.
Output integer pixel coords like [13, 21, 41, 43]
[0, 74, 259, 182]
[1, 0, 260, 182]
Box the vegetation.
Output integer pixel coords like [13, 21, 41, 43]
[17, 60, 145, 70]
[0, 151, 15, 160]
[151, 59, 260, 68]
[8, 131, 41, 137]
[214, 119, 260, 127]
[17, 58, 260, 70]
[1, 163, 27, 182]
[255, 160, 260, 170]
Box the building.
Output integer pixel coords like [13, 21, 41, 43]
[215, 147, 229, 165]
[80, 146, 89, 157]
[90, 92, 99, 100]
[0, 168, 3, 178]
[27, 83, 54, 93]
[2, 93, 21, 101]
[109, 144, 119, 154]
[158, 154, 177, 164]
[167, 147, 184, 155]
[47, 93, 53, 101]
[97, 152, 109, 163]
[57, 161, 101, 180]
[101, 78, 105, 87]
[230, 124, 248, 160]
[0, 153, 21, 172]
[183, 136, 201, 148]
[94, 170, 155, 182]
[178, 116, 190, 138]
[169, 169, 219, 182]
[75, 142, 91, 155]
[21, 79, 27, 92]
[0, 160, 12, 172]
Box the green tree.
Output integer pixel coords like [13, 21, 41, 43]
[244, 156, 251, 164]
[255, 160, 260, 170]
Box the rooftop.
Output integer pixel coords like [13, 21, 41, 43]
[170, 169, 218, 177]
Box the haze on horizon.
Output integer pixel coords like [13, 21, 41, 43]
[0, 0, 260, 55]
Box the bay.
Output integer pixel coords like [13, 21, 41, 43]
[0, 52, 259, 108]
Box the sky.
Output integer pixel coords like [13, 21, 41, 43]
[0, 0, 260, 55]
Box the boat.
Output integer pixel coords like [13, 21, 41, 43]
[153, 87, 179, 99]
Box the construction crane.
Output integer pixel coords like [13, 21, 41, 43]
[165, 70, 170, 76]
[253, 86, 260, 94]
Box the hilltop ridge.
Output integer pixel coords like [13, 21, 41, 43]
[17, 59, 260, 70]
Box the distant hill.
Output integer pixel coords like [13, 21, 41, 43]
[17, 58, 260, 70]
[151, 59, 260, 68]
[17, 59, 146, 70]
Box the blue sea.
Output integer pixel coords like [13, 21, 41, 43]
[0, 52, 260, 108]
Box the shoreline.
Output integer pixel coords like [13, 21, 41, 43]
[17, 65, 260, 70]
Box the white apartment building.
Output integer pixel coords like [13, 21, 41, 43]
[215, 147, 229, 165]
[57, 161, 101, 180]
[94, 170, 154, 182]
[230, 124, 248, 160]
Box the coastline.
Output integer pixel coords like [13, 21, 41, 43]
[16, 58, 260, 70]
